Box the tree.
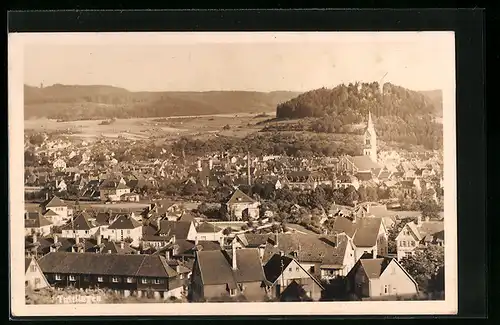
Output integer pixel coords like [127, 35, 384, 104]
[366, 186, 378, 202]
[29, 133, 45, 146]
[222, 227, 232, 236]
[399, 245, 445, 293]
[419, 199, 440, 220]
[357, 186, 367, 202]
[182, 182, 199, 196]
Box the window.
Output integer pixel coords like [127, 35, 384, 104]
[85, 230, 89, 234]
[309, 266, 315, 273]
[153, 279, 161, 284]
[55, 274, 62, 281]
[296, 267, 300, 272]
[229, 289, 236, 296]
[402, 241, 406, 247]
[126, 277, 134, 283]
[30, 265, 37, 272]
[97, 276, 104, 282]
[127, 230, 131, 235]
[69, 275, 76, 281]
[384, 285, 389, 294]
[25, 281, 28, 287]
[410, 241, 416, 247]
[142, 278, 148, 284]
[179, 274, 184, 280]
[288, 268, 292, 272]
[83, 276, 90, 282]
[35, 278, 41, 285]
[112, 277, 119, 283]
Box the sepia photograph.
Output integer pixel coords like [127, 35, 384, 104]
[9, 31, 457, 316]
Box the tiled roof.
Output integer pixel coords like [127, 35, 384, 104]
[61, 213, 98, 231]
[226, 188, 256, 205]
[41, 196, 66, 208]
[25, 213, 53, 228]
[38, 252, 177, 278]
[25, 258, 32, 273]
[353, 217, 383, 247]
[158, 220, 193, 239]
[196, 222, 222, 233]
[258, 233, 348, 265]
[348, 156, 381, 171]
[108, 215, 141, 230]
[359, 257, 392, 279]
[195, 248, 266, 286]
[263, 254, 294, 284]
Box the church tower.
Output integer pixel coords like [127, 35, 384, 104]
[362, 111, 377, 163]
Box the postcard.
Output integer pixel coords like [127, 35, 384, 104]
[9, 31, 457, 316]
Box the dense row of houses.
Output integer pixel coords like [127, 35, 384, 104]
[25, 194, 444, 302]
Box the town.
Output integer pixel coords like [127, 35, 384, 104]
[24, 111, 445, 304]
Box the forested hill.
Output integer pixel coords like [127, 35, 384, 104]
[24, 84, 300, 120]
[274, 82, 443, 150]
[276, 82, 442, 120]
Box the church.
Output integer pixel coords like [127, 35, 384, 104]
[338, 112, 391, 182]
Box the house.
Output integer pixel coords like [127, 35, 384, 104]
[225, 189, 260, 221]
[25, 257, 50, 290]
[337, 174, 360, 190]
[346, 257, 419, 299]
[190, 245, 267, 302]
[155, 237, 222, 264]
[121, 192, 140, 202]
[60, 212, 99, 239]
[158, 220, 197, 241]
[40, 195, 71, 226]
[99, 179, 130, 202]
[38, 252, 184, 299]
[195, 222, 224, 243]
[24, 212, 53, 236]
[395, 217, 445, 260]
[52, 158, 67, 171]
[107, 214, 143, 245]
[284, 171, 331, 190]
[331, 215, 389, 260]
[233, 233, 357, 282]
[263, 254, 324, 301]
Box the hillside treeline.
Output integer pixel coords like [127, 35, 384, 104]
[275, 82, 443, 150]
[24, 84, 299, 120]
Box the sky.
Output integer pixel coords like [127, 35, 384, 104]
[22, 32, 455, 93]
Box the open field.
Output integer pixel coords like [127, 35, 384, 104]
[24, 113, 275, 141]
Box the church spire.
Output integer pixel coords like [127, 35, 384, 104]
[363, 111, 377, 163]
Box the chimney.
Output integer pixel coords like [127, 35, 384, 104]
[232, 241, 237, 270]
[416, 215, 422, 225]
[108, 250, 112, 254]
[120, 241, 125, 249]
[274, 231, 279, 248]
[209, 159, 213, 170]
[53, 234, 58, 244]
[75, 233, 80, 243]
[372, 249, 377, 259]
[96, 235, 101, 245]
[32, 232, 38, 244]
[425, 216, 430, 222]
[45, 192, 49, 201]
[195, 236, 199, 246]
[176, 265, 181, 273]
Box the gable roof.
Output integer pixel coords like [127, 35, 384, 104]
[108, 214, 141, 230]
[352, 217, 383, 247]
[348, 155, 381, 171]
[359, 258, 392, 279]
[41, 196, 66, 208]
[61, 213, 98, 231]
[196, 222, 222, 233]
[25, 258, 32, 272]
[226, 188, 256, 205]
[38, 252, 177, 278]
[279, 280, 312, 302]
[25, 213, 53, 228]
[263, 254, 294, 284]
[195, 248, 266, 287]
[158, 220, 193, 239]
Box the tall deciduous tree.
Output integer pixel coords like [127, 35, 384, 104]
[399, 245, 444, 293]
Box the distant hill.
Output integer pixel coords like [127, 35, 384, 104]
[274, 82, 443, 150]
[24, 84, 301, 120]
